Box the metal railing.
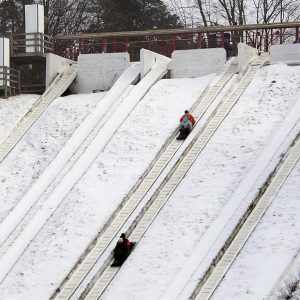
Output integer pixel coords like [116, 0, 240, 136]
[0, 66, 21, 98]
[53, 21, 300, 60]
[11, 32, 53, 56]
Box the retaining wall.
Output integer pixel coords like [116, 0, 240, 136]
[74, 53, 130, 94]
[270, 44, 300, 65]
[45, 53, 75, 88]
[238, 43, 258, 72]
[140, 49, 171, 78]
[169, 48, 226, 78]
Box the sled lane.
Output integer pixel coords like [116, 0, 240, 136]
[52, 59, 238, 300]
[0, 62, 168, 284]
[0, 63, 140, 250]
[0, 64, 77, 163]
[193, 134, 300, 300]
[83, 54, 269, 299]
[160, 99, 300, 300]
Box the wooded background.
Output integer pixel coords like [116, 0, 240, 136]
[0, 0, 299, 37]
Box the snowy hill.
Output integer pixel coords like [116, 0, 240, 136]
[0, 62, 299, 300]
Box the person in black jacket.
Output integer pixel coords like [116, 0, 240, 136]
[111, 233, 131, 267]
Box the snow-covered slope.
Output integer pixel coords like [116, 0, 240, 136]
[0, 93, 105, 222]
[101, 63, 300, 300]
[0, 63, 299, 300]
[0, 74, 214, 299]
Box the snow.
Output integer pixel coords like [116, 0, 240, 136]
[0, 61, 169, 283]
[0, 67, 214, 298]
[0, 63, 139, 249]
[0, 61, 299, 299]
[211, 159, 300, 300]
[0, 94, 39, 143]
[101, 63, 300, 300]
[0, 92, 103, 221]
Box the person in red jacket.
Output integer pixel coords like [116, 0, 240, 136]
[177, 110, 196, 140]
[111, 233, 131, 267]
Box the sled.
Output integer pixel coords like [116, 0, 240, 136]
[176, 128, 190, 140]
[111, 242, 136, 267]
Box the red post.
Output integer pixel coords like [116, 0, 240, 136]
[221, 32, 225, 47]
[113, 38, 116, 52]
[53, 38, 56, 55]
[148, 35, 152, 50]
[124, 37, 128, 52]
[78, 39, 82, 53]
[265, 30, 269, 52]
[102, 37, 107, 53]
[270, 29, 273, 45]
[172, 34, 177, 51]
[197, 32, 201, 48]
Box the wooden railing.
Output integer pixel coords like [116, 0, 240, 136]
[11, 32, 53, 56]
[20, 84, 45, 94]
[0, 66, 21, 98]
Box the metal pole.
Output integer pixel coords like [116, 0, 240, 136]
[124, 37, 128, 52]
[221, 32, 225, 47]
[270, 29, 273, 45]
[102, 37, 107, 53]
[113, 38, 116, 52]
[172, 34, 177, 51]
[197, 32, 201, 48]
[265, 29, 269, 52]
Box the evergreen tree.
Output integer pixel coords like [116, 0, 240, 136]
[88, 0, 181, 32]
[0, 0, 34, 35]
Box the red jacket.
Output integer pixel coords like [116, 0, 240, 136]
[116, 238, 130, 250]
[180, 113, 195, 125]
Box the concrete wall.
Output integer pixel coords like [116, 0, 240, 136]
[45, 53, 75, 88]
[140, 49, 171, 78]
[238, 43, 258, 72]
[25, 4, 44, 53]
[74, 53, 130, 94]
[169, 48, 226, 78]
[270, 44, 300, 65]
[0, 38, 10, 86]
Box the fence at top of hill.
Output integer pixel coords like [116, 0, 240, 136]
[52, 21, 300, 61]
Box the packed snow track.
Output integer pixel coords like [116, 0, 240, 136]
[82, 54, 268, 299]
[54, 58, 239, 300]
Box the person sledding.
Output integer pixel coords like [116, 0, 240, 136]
[111, 233, 131, 267]
[176, 110, 195, 140]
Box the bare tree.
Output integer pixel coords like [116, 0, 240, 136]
[37, 0, 90, 35]
[252, 0, 300, 24]
[166, 0, 199, 27]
